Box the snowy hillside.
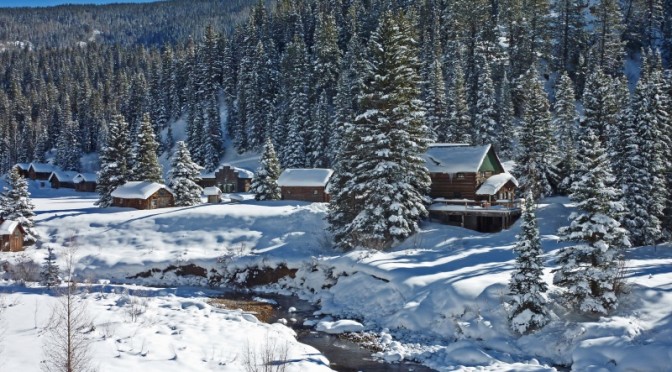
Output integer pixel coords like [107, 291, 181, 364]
[1, 185, 671, 371]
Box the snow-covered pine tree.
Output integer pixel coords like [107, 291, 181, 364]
[448, 63, 472, 144]
[96, 114, 132, 207]
[509, 193, 549, 334]
[1, 167, 37, 244]
[424, 56, 448, 143]
[337, 10, 431, 250]
[583, 68, 618, 147]
[312, 11, 341, 104]
[554, 128, 629, 315]
[168, 141, 203, 206]
[497, 72, 516, 159]
[131, 113, 163, 184]
[610, 75, 631, 185]
[251, 138, 282, 201]
[475, 57, 498, 146]
[592, 0, 626, 76]
[515, 65, 558, 199]
[40, 246, 61, 289]
[55, 118, 81, 171]
[279, 34, 309, 168]
[554, 73, 579, 194]
[33, 128, 48, 163]
[307, 90, 331, 168]
[621, 58, 668, 247]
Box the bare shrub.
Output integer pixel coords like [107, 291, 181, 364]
[41, 247, 96, 372]
[126, 295, 148, 323]
[243, 333, 289, 372]
[7, 253, 40, 284]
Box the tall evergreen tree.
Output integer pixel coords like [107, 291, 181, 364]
[554, 128, 629, 315]
[168, 141, 202, 206]
[131, 113, 163, 184]
[1, 167, 37, 244]
[515, 66, 557, 199]
[251, 138, 282, 201]
[509, 193, 549, 334]
[96, 114, 132, 207]
[333, 11, 431, 250]
[55, 118, 81, 171]
[475, 58, 498, 146]
[593, 0, 625, 76]
[447, 63, 472, 144]
[497, 72, 516, 159]
[554, 73, 579, 193]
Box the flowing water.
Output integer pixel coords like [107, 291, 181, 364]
[215, 291, 436, 372]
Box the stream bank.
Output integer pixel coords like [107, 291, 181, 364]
[213, 291, 436, 372]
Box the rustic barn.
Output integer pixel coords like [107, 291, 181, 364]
[424, 144, 521, 232]
[28, 162, 58, 180]
[277, 169, 333, 203]
[0, 220, 25, 252]
[14, 163, 30, 178]
[111, 181, 175, 210]
[199, 165, 254, 192]
[48, 170, 78, 189]
[203, 186, 222, 204]
[73, 173, 98, 192]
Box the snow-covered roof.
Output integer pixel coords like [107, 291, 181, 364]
[200, 165, 254, 179]
[476, 173, 519, 195]
[203, 186, 222, 196]
[73, 173, 97, 183]
[29, 162, 58, 173]
[235, 167, 254, 179]
[48, 170, 79, 182]
[0, 220, 21, 235]
[277, 169, 334, 187]
[111, 181, 172, 199]
[14, 163, 30, 170]
[424, 144, 492, 174]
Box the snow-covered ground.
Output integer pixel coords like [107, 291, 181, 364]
[2, 185, 671, 371]
[0, 286, 331, 372]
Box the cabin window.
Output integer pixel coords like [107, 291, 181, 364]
[453, 192, 462, 198]
[484, 171, 493, 178]
[287, 190, 291, 195]
[456, 173, 465, 180]
[313, 190, 318, 195]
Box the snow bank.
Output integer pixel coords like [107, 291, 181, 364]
[315, 319, 365, 334]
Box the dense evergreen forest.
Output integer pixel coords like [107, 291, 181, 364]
[0, 0, 671, 250]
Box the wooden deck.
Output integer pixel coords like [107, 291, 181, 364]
[428, 199, 522, 232]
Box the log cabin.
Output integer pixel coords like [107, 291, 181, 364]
[203, 186, 222, 204]
[28, 162, 58, 180]
[277, 169, 333, 203]
[111, 181, 175, 210]
[73, 173, 98, 192]
[198, 165, 254, 193]
[14, 163, 30, 178]
[0, 219, 25, 252]
[424, 144, 521, 232]
[48, 170, 78, 189]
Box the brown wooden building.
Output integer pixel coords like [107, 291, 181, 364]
[424, 144, 521, 232]
[28, 163, 58, 180]
[73, 173, 98, 192]
[14, 163, 30, 178]
[48, 170, 78, 189]
[111, 181, 175, 210]
[199, 165, 254, 193]
[203, 186, 222, 204]
[277, 169, 333, 203]
[0, 220, 25, 252]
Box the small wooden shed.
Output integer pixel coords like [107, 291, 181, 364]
[203, 186, 222, 204]
[277, 169, 334, 203]
[0, 220, 25, 252]
[28, 162, 58, 180]
[73, 173, 98, 192]
[48, 170, 78, 189]
[111, 181, 175, 210]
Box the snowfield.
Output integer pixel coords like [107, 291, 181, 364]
[1, 184, 671, 371]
